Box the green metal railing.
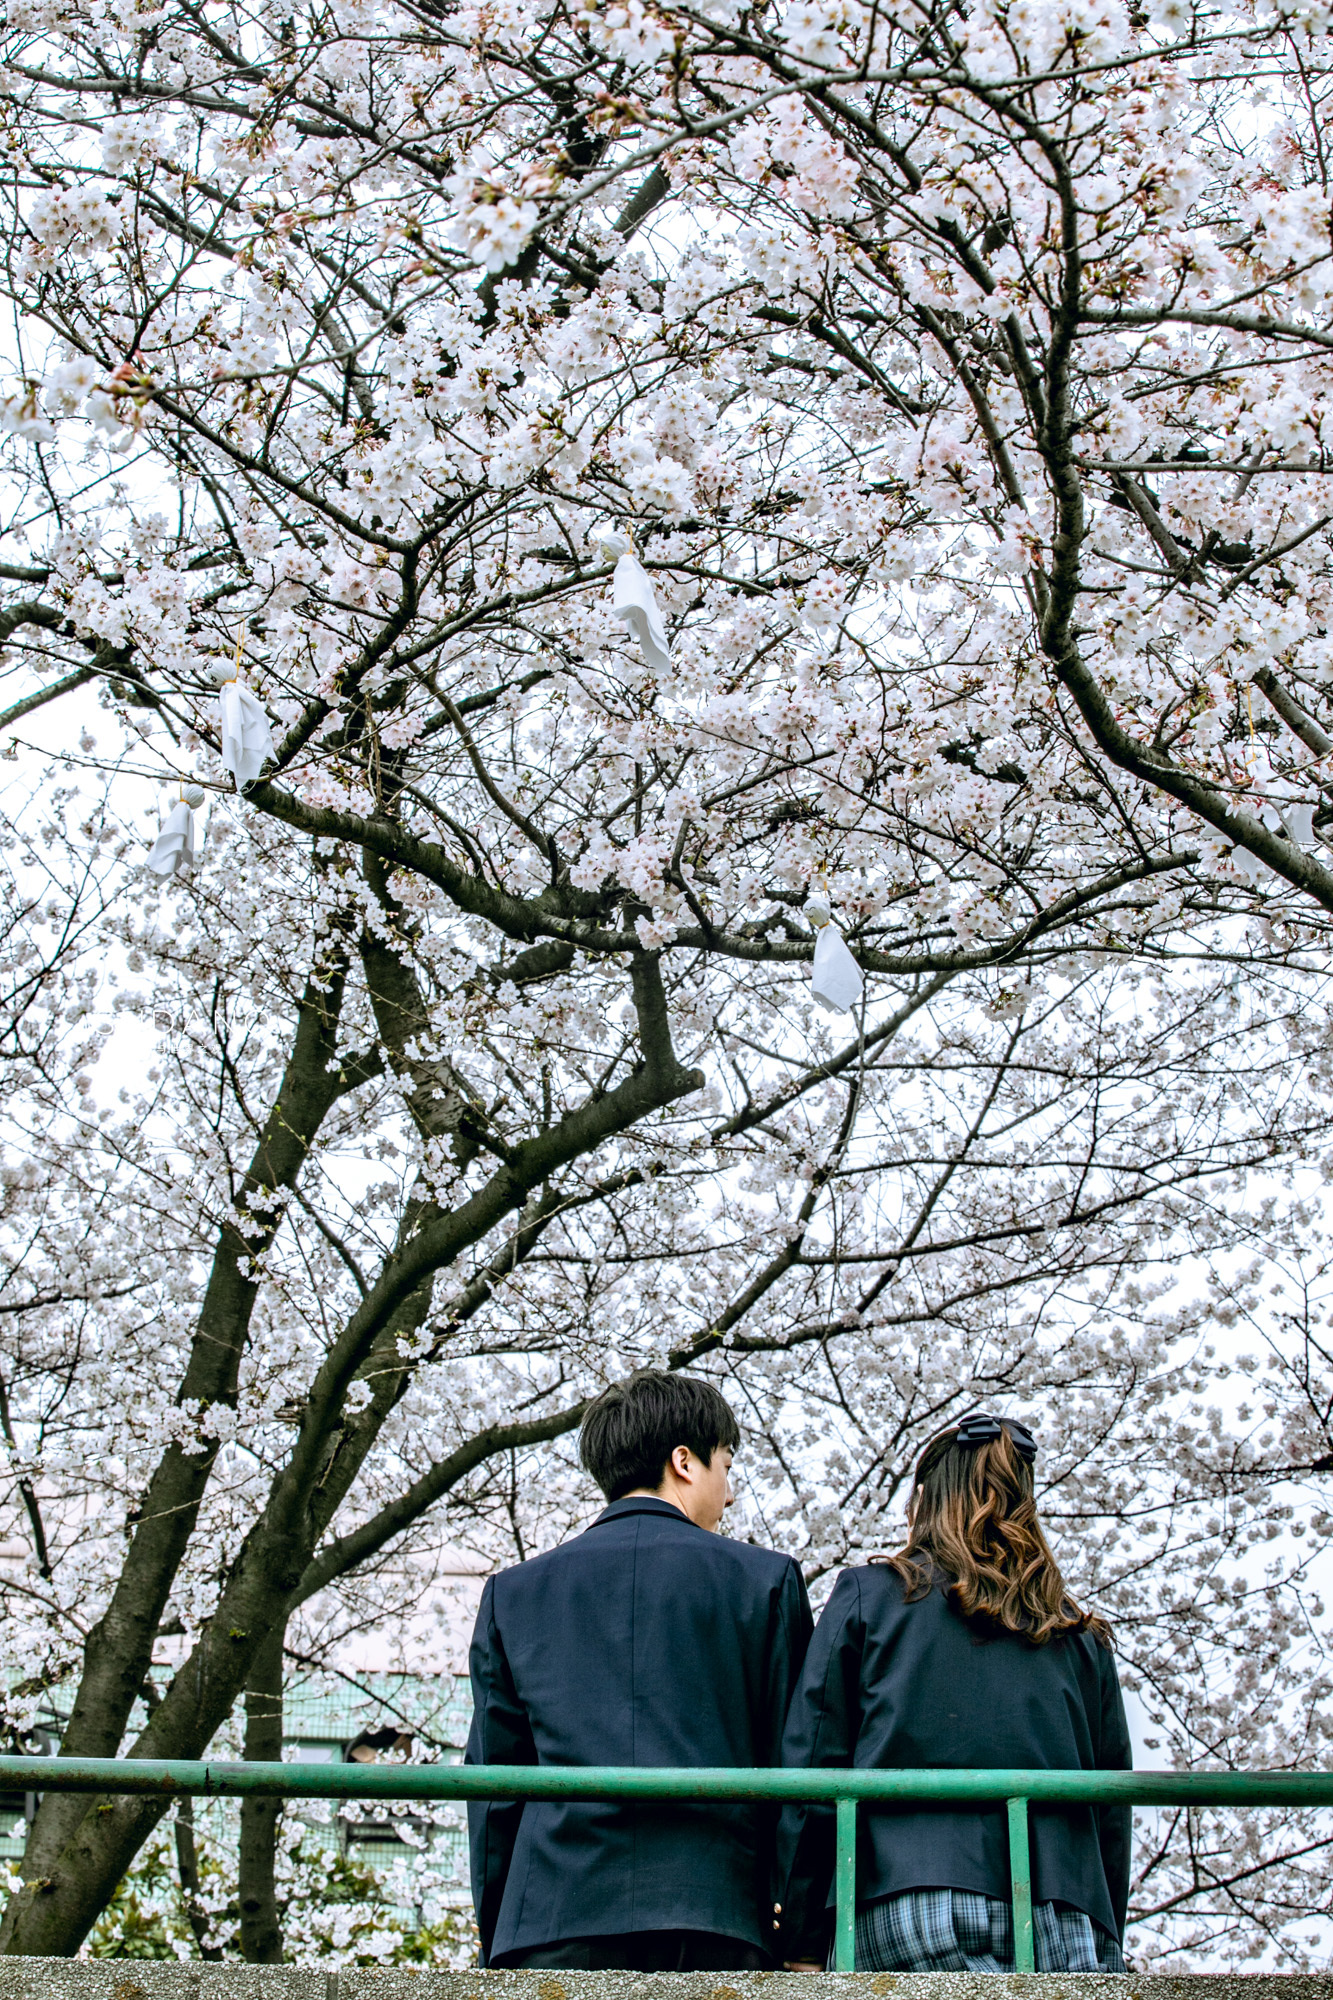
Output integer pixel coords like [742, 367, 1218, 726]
[1, 1758, 1331, 1974]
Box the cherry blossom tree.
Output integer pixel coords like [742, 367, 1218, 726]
[0, 755, 1328, 1961]
[3, 0, 1333, 1963]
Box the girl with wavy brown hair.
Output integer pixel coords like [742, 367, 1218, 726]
[776, 1414, 1132, 1975]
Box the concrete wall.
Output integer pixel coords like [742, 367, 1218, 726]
[1, 1970, 1332, 2000]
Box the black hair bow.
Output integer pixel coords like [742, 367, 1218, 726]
[955, 1412, 1038, 1462]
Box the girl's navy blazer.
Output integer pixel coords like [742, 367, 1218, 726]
[777, 1563, 1133, 1960]
[466, 1495, 814, 1965]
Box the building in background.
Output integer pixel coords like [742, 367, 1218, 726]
[0, 1668, 478, 1923]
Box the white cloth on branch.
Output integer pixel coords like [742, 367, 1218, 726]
[812, 924, 864, 1013]
[218, 679, 274, 790]
[612, 551, 672, 675]
[145, 799, 195, 877]
[588, 523, 673, 675]
[145, 784, 205, 879]
[1255, 791, 1315, 849]
[806, 892, 864, 1013]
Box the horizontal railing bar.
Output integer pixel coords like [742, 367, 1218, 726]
[0, 1758, 1330, 1807]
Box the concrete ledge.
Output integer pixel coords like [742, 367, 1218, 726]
[1, 1973, 1332, 2000]
[0, 1971, 327, 2000]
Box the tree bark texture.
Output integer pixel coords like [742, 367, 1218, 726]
[239, 1627, 285, 1965]
[173, 1799, 221, 1962]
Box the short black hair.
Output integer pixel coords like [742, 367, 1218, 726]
[579, 1370, 741, 1501]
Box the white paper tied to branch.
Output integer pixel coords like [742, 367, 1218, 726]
[1261, 791, 1317, 849]
[1232, 791, 1320, 883]
[1284, 802, 1317, 846]
[591, 526, 672, 676]
[213, 658, 275, 791]
[145, 783, 206, 878]
[806, 892, 864, 1014]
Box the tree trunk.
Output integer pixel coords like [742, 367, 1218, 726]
[12, 945, 370, 1897]
[0, 952, 700, 1958]
[173, 1799, 222, 1961]
[238, 1627, 285, 1965]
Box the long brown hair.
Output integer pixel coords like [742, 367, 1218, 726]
[879, 1421, 1111, 1648]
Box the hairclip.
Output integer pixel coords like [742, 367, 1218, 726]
[955, 1412, 1038, 1462]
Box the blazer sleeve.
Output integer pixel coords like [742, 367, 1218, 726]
[465, 1577, 537, 1966]
[1094, 1643, 1134, 1938]
[763, 1557, 816, 1762]
[775, 1570, 866, 1961]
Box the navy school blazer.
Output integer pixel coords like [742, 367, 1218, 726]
[466, 1495, 814, 1964]
[777, 1563, 1132, 1960]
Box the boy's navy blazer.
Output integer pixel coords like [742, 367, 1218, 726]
[778, 1563, 1132, 1959]
[466, 1495, 813, 1965]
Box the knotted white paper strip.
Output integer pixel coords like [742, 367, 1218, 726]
[217, 677, 274, 791]
[145, 799, 195, 878]
[806, 892, 864, 1014]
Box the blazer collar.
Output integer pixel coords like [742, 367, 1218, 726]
[587, 1495, 699, 1531]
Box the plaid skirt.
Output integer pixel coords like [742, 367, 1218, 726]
[852, 1888, 1126, 1974]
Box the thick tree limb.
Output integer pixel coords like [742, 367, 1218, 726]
[0, 667, 95, 734]
[0, 952, 701, 1956]
[12, 936, 373, 1895]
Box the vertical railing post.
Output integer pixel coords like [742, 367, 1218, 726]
[1007, 1795, 1034, 1973]
[834, 1796, 857, 1971]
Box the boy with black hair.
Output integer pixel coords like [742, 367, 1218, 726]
[466, 1369, 813, 1972]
